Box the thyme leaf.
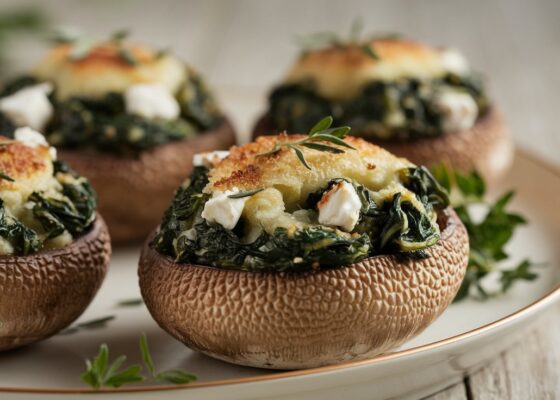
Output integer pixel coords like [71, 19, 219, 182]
[259, 116, 354, 170]
[139, 334, 197, 385]
[59, 315, 115, 335]
[115, 298, 144, 307]
[0, 171, 14, 182]
[227, 188, 264, 199]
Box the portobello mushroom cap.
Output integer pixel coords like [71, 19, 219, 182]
[139, 208, 467, 369]
[0, 214, 110, 351]
[58, 119, 236, 244]
[253, 107, 512, 183]
[252, 38, 513, 182]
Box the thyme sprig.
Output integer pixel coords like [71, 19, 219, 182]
[295, 18, 380, 59]
[0, 171, 14, 182]
[227, 188, 264, 199]
[51, 28, 138, 65]
[260, 116, 354, 170]
[81, 334, 197, 389]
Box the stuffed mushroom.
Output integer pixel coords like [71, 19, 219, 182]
[254, 35, 512, 182]
[0, 31, 236, 243]
[139, 118, 469, 369]
[0, 127, 110, 351]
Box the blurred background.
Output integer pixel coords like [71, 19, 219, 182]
[0, 0, 557, 162]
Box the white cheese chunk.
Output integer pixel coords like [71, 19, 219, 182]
[124, 83, 180, 120]
[201, 187, 249, 230]
[317, 181, 362, 232]
[434, 90, 478, 133]
[0, 83, 53, 131]
[440, 49, 470, 76]
[193, 150, 230, 167]
[14, 126, 57, 160]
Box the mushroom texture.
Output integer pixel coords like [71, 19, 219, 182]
[0, 32, 236, 244]
[0, 132, 110, 351]
[253, 36, 512, 183]
[139, 131, 469, 369]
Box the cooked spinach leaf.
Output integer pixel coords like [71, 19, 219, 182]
[154, 165, 446, 271]
[267, 74, 488, 139]
[0, 72, 223, 155]
[0, 160, 96, 256]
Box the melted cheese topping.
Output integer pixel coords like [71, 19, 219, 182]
[34, 43, 186, 100]
[206, 135, 421, 236]
[285, 38, 470, 100]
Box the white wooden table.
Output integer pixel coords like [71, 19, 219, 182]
[2, 0, 559, 398]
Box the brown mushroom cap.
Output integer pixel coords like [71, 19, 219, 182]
[58, 120, 236, 245]
[0, 214, 111, 351]
[253, 107, 513, 183]
[139, 207, 468, 369]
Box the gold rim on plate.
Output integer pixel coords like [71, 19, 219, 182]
[1, 149, 559, 394]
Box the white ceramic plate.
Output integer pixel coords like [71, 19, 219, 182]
[0, 149, 558, 400]
[1, 88, 559, 399]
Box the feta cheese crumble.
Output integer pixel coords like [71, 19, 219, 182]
[124, 83, 180, 120]
[14, 126, 57, 159]
[441, 49, 470, 76]
[317, 181, 362, 232]
[201, 187, 249, 230]
[0, 83, 54, 131]
[193, 150, 230, 167]
[434, 90, 478, 133]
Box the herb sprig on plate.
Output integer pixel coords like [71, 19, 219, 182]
[260, 116, 354, 170]
[81, 334, 197, 389]
[431, 165, 540, 301]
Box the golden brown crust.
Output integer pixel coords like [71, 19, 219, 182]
[139, 207, 468, 369]
[252, 106, 513, 183]
[58, 120, 237, 244]
[286, 38, 447, 100]
[210, 134, 397, 192]
[0, 214, 111, 351]
[0, 138, 50, 191]
[34, 43, 186, 99]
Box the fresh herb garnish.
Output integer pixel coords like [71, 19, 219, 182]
[0, 171, 14, 182]
[139, 334, 197, 384]
[116, 298, 144, 307]
[260, 116, 354, 170]
[51, 28, 138, 65]
[81, 344, 144, 389]
[81, 335, 197, 389]
[431, 165, 540, 301]
[59, 315, 115, 335]
[227, 188, 264, 199]
[295, 18, 379, 59]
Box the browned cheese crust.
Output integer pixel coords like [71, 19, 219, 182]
[138, 208, 468, 369]
[0, 214, 111, 351]
[58, 120, 237, 244]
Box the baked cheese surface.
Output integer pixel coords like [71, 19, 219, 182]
[285, 39, 449, 100]
[34, 43, 186, 100]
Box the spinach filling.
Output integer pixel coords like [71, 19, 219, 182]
[0, 72, 223, 155]
[152, 165, 449, 272]
[267, 73, 487, 140]
[0, 160, 97, 256]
